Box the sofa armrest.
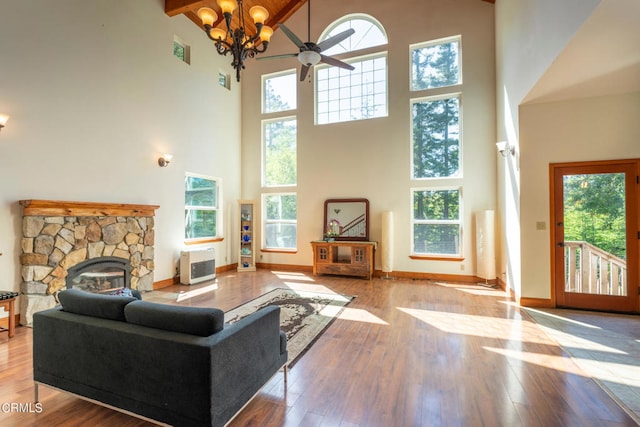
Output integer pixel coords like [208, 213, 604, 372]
[205, 305, 288, 425]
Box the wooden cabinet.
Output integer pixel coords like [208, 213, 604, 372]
[238, 201, 256, 272]
[311, 241, 376, 279]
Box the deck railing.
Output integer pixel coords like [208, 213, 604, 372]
[564, 241, 627, 296]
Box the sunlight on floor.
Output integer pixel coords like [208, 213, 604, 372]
[337, 307, 388, 324]
[396, 307, 551, 344]
[484, 347, 585, 376]
[525, 307, 602, 329]
[176, 283, 219, 302]
[272, 271, 316, 282]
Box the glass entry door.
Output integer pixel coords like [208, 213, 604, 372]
[552, 161, 638, 312]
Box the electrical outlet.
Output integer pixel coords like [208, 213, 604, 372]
[460, 264, 465, 271]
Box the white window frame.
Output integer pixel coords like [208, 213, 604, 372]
[262, 192, 297, 251]
[410, 35, 462, 92]
[319, 13, 388, 56]
[410, 187, 462, 258]
[410, 92, 463, 180]
[262, 69, 297, 114]
[184, 172, 222, 242]
[261, 116, 297, 188]
[315, 52, 388, 125]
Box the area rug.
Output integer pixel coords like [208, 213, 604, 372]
[225, 288, 355, 366]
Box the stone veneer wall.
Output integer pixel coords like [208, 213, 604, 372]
[18, 200, 159, 325]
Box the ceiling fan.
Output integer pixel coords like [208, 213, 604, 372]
[258, 0, 355, 81]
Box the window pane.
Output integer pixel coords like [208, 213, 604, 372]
[321, 16, 387, 56]
[265, 194, 297, 220]
[265, 223, 297, 249]
[413, 190, 459, 220]
[413, 224, 459, 255]
[264, 194, 297, 250]
[185, 176, 217, 207]
[264, 119, 297, 186]
[412, 96, 460, 178]
[316, 55, 387, 125]
[173, 41, 185, 61]
[185, 209, 216, 239]
[263, 72, 297, 113]
[411, 38, 461, 91]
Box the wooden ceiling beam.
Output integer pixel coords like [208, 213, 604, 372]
[265, 0, 306, 31]
[165, 0, 209, 17]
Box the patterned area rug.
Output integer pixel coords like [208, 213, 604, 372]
[225, 288, 355, 366]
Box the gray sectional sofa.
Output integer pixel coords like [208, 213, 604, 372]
[33, 288, 288, 426]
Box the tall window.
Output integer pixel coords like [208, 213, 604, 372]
[262, 70, 298, 250]
[317, 55, 387, 125]
[410, 36, 461, 91]
[410, 35, 463, 259]
[316, 15, 388, 125]
[412, 94, 461, 179]
[263, 71, 297, 113]
[412, 188, 461, 256]
[263, 117, 297, 187]
[185, 173, 220, 241]
[263, 193, 297, 250]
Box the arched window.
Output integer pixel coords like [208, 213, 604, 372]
[319, 14, 387, 55]
[316, 14, 388, 125]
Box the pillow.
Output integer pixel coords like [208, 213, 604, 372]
[58, 288, 137, 321]
[124, 300, 224, 337]
[110, 287, 133, 297]
[109, 288, 142, 300]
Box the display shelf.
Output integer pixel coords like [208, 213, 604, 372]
[238, 201, 256, 272]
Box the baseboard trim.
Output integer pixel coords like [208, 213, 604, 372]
[256, 263, 313, 272]
[519, 297, 554, 308]
[374, 269, 497, 284]
[153, 264, 239, 290]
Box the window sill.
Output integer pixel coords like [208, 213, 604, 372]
[185, 237, 224, 245]
[261, 248, 298, 254]
[409, 255, 464, 262]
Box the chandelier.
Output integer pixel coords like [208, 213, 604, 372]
[197, 0, 273, 82]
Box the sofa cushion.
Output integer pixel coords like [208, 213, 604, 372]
[124, 300, 224, 337]
[58, 288, 138, 321]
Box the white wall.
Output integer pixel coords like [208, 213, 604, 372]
[0, 0, 242, 305]
[494, 0, 600, 297]
[240, 0, 496, 275]
[519, 92, 640, 298]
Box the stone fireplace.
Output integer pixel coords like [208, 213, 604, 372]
[19, 199, 159, 325]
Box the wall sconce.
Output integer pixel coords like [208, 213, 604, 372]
[0, 114, 9, 132]
[158, 153, 173, 167]
[496, 141, 515, 157]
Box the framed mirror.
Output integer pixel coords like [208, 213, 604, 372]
[323, 198, 369, 241]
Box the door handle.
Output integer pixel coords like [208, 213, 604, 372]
[558, 242, 564, 247]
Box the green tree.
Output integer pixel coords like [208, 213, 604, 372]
[264, 119, 296, 186]
[563, 173, 626, 259]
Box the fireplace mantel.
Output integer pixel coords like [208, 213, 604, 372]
[18, 199, 159, 325]
[19, 199, 159, 217]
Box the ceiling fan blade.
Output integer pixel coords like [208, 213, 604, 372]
[320, 55, 355, 71]
[317, 28, 355, 52]
[257, 53, 299, 61]
[279, 24, 306, 49]
[300, 65, 311, 81]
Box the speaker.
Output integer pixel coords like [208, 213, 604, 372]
[381, 211, 394, 275]
[475, 210, 495, 281]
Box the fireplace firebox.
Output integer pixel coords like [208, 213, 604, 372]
[66, 257, 131, 293]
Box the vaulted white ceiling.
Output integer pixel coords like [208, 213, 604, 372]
[524, 0, 640, 104]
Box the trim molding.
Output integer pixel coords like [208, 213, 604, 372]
[152, 263, 239, 289]
[519, 297, 554, 308]
[19, 199, 159, 217]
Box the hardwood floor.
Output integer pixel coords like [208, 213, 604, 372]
[0, 269, 638, 426]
